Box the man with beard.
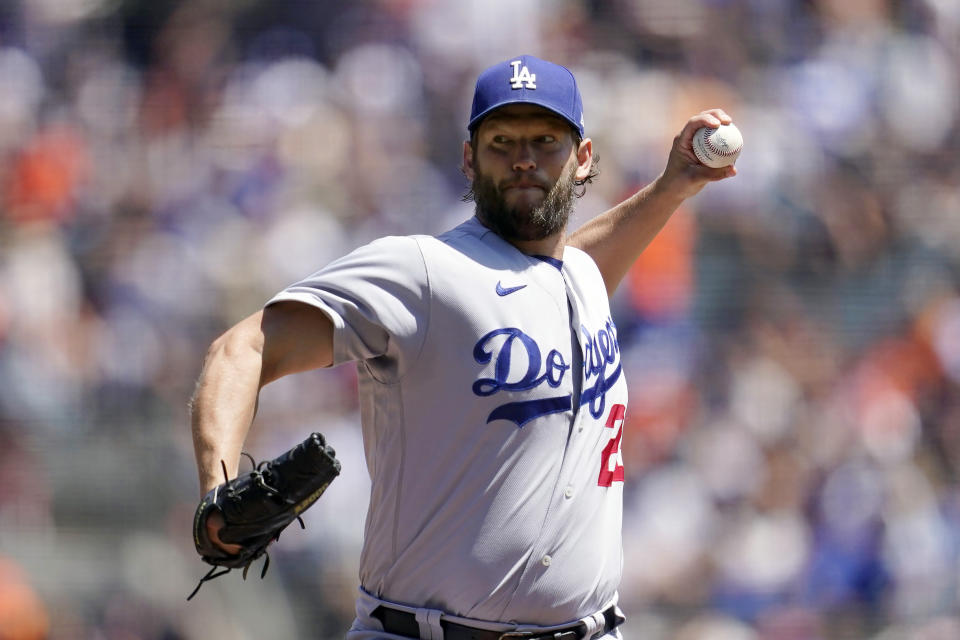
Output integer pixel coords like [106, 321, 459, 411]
[190, 55, 735, 639]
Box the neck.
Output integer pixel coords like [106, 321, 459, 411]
[508, 233, 566, 259]
[474, 214, 567, 259]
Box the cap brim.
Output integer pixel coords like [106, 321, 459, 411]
[468, 100, 583, 137]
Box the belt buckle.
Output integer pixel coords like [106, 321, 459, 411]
[499, 631, 580, 640]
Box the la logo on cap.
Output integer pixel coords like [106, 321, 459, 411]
[509, 60, 536, 89]
[467, 55, 584, 137]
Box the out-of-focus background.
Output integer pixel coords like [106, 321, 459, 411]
[2, 0, 960, 638]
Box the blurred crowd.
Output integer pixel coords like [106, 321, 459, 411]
[2, 0, 960, 638]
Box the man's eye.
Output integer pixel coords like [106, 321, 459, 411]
[538, 135, 557, 144]
[492, 135, 511, 144]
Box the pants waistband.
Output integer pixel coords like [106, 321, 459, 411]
[371, 604, 622, 640]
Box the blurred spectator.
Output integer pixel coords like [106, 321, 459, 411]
[0, 556, 48, 640]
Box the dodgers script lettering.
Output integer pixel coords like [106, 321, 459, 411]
[580, 318, 622, 419]
[471, 320, 621, 427]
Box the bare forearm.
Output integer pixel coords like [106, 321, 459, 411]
[189, 304, 336, 495]
[570, 109, 737, 296]
[569, 175, 686, 296]
[190, 328, 265, 495]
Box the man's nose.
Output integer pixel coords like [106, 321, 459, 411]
[512, 142, 536, 172]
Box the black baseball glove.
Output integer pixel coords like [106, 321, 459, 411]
[188, 432, 341, 600]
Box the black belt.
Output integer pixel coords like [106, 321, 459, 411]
[371, 605, 621, 640]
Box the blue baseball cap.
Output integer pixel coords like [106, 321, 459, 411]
[468, 55, 585, 138]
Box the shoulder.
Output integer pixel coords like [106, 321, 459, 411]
[434, 217, 500, 250]
[357, 220, 485, 261]
[429, 217, 526, 269]
[324, 235, 428, 276]
[356, 234, 425, 257]
[562, 244, 610, 299]
[345, 218, 520, 276]
[562, 244, 602, 276]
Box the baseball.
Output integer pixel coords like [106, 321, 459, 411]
[692, 123, 742, 168]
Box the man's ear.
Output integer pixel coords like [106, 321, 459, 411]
[462, 141, 475, 180]
[575, 138, 593, 182]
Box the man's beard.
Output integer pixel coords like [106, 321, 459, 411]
[472, 164, 577, 243]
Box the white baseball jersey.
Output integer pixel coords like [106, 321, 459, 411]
[267, 216, 628, 628]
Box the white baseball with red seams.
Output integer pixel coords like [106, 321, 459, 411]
[692, 123, 742, 168]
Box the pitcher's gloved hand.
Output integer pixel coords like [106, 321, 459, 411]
[188, 432, 341, 600]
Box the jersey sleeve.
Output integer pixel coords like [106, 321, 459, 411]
[266, 235, 429, 374]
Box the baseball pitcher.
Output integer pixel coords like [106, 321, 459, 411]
[190, 54, 736, 639]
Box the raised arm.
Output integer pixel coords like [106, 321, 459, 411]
[190, 301, 334, 496]
[568, 109, 738, 296]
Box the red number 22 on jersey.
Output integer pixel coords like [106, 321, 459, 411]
[598, 403, 626, 487]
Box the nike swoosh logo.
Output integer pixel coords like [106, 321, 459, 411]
[496, 281, 527, 296]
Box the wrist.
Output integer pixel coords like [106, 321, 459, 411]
[647, 173, 691, 208]
[199, 458, 235, 496]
